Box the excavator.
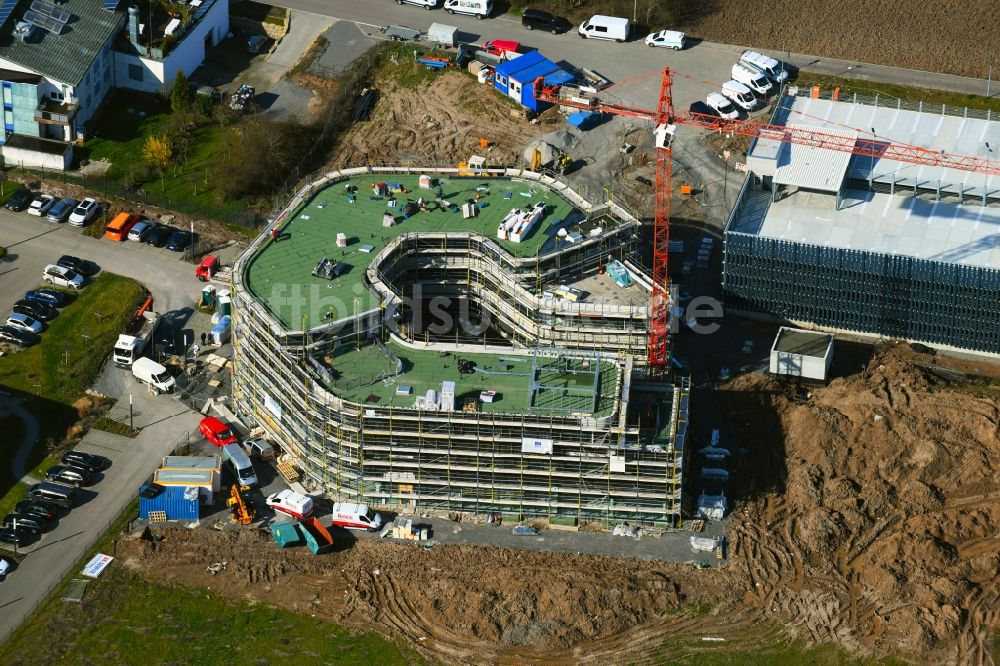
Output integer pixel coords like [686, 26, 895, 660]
[228, 484, 255, 525]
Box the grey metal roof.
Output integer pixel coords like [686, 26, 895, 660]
[768, 125, 856, 192]
[777, 95, 999, 197]
[755, 186, 1000, 269]
[0, 0, 122, 85]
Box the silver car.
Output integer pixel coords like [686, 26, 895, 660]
[127, 220, 152, 242]
[5, 312, 43, 334]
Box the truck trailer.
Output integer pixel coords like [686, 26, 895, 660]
[113, 299, 160, 366]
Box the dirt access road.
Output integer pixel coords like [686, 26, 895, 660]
[117, 344, 999, 665]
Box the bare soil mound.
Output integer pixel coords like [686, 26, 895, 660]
[118, 530, 743, 664]
[330, 71, 547, 169]
[117, 345, 1000, 664]
[722, 344, 1000, 664]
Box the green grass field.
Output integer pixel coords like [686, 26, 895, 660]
[0, 564, 424, 666]
[0, 273, 147, 403]
[81, 91, 242, 215]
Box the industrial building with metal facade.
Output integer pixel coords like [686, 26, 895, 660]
[230, 167, 690, 526]
[724, 90, 1000, 355]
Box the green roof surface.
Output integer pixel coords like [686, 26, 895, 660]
[774, 328, 832, 358]
[245, 174, 578, 330]
[0, 0, 122, 85]
[324, 340, 619, 417]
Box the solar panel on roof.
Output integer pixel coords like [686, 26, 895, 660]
[23, 9, 65, 34]
[30, 0, 72, 23]
[102, 0, 122, 10]
[0, 0, 18, 26]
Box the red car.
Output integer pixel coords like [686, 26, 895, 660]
[199, 416, 237, 447]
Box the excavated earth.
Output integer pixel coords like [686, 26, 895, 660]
[118, 344, 1000, 665]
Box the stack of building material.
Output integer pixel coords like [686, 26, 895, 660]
[690, 535, 723, 552]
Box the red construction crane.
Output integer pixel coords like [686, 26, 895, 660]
[533, 68, 1000, 373]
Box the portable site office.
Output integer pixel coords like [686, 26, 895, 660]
[493, 50, 573, 111]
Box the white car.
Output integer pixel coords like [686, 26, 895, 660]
[705, 92, 739, 120]
[6, 312, 43, 334]
[0, 557, 11, 581]
[27, 193, 55, 216]
[69, 198, 100, 227]
[644, 29, 685, 50]
[396, 0, 439, 7]
[42, 264, 85, 289]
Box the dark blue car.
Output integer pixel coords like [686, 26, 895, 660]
[24, 289, 68, 308]
[165, 230, 196, 252]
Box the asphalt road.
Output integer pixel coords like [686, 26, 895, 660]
[274, 0, 995, 108]
[0, 212, 203, 318]
[0, 212, 207, 643]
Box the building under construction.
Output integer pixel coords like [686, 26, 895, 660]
[725, 90, 1000, 355]
[231, 168, 689, 526]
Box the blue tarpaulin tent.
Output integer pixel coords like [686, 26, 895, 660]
[494, 50, 573, 111]
[567, 110, 600, 130]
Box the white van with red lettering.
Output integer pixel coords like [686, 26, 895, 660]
[331, 502, 383, 532]
[266, 489, 313, 519]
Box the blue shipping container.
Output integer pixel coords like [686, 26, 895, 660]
[139, 485, 200, 520]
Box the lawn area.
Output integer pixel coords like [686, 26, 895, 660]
[0, 565, 424, 665]
[794, 71, 1000, 113]
[0, 273, 147, 404]
[81, 91, 244, 216]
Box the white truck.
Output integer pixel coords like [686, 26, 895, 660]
[113, 308, 161, 366]
[131, 357, 176, 394]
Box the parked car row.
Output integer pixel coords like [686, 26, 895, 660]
[0, 278, 79, 349]
[104, 212, 197, 251]
[0, 451, 109, 551]
[7, 187, 103, 227]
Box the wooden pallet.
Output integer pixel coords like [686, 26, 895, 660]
[147, 510, 168, 523]
[686, 519, 706, 533]
[276, 460, 299, 483]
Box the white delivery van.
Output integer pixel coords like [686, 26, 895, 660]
[266, 489, 314, 519]
[578, 15, 630, 42]
[131, 357, 176, 393]
[705, 92, 740, 119]
[331, 502, 383, 531]
[740, 50, 788, 84]
[731, 63, 772, 96]
[443, 0, 491, 18]
[721, 80, 758, 111]
[221, 443, 257, 487]
[644, 29, 685, 50]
